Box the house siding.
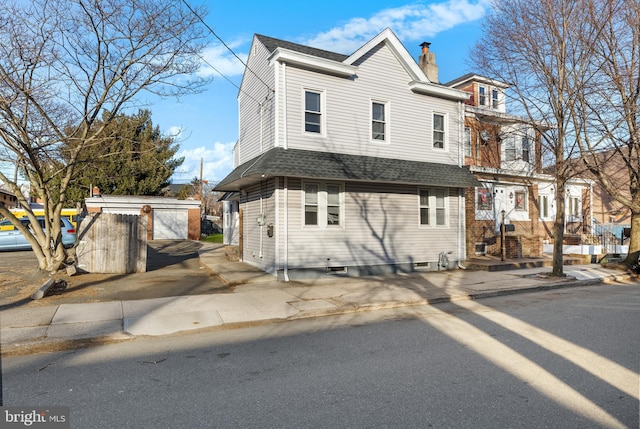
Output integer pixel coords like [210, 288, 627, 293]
[277, 178, 463, 276]
[236, 37, 277, 165]
[281, 43, 462, 165]
[240, 180, 277, 272]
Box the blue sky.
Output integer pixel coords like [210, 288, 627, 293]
[146, 0, 492, 184]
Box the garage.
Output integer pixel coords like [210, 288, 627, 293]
[85, 195, 201, 240]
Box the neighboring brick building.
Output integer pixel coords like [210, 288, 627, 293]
[445, 74, 592, 258]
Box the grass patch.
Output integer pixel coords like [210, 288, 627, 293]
[201, 233, 223, 243]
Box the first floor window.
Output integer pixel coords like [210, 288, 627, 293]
[305, 90, 322, 133]
[304, 184, 319, 225]
[569, 197, 580, 217]
[420, 188, 448, 226]
[327, 185, 340, 225]
[303, 182, 343, 227]
[515, 191, 526, 210]
[419, 190, 430, 225]
[539, 195, 549, 218]
[477, 188, 492, 210]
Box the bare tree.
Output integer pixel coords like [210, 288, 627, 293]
[0, 0, 210, 273]
[472, 0, 609, 276]
[570, 0, 640, 264]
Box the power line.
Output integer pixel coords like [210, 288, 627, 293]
[195, 52, 263, 105]
[180, 0, 274, 94]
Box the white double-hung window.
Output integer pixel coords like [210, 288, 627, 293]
[371, 100, 388, 142]
[304, 90, 323, 134]
[433, 113, 446, 149]
[419, 188, 448, 226]
[303, 182, 344, 228]
[464, 127, 472, 157]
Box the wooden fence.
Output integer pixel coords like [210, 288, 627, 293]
[76, 213, 147, 273]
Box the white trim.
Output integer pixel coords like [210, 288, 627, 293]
[269, 48, 356, 77]
[409, 81, 470, 101]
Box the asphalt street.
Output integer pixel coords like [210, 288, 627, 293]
[2, 284, 638, 428]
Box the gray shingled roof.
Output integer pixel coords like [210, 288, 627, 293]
[255, 34, 349, 62]
[215, 148, 480, 191]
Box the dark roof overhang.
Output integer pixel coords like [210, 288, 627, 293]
[214, 148, 481, 192]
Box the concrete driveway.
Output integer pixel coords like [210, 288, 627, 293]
[0, 240, 228, 310]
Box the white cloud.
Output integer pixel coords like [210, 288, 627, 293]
[198, 39, 248, 78]
[173, 142, 235, 183]
[303, 0, 491, 53]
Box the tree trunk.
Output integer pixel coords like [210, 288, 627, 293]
[552, 180, 566, 276]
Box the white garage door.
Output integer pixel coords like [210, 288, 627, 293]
[153, 209, 188, 239]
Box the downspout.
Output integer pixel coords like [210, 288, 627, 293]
[274, 177, 279, 273]
[283, 177, 289, 281]
[457, 100, 467, 269]
[458, 100, 464, 167]
[282, 63, 288, 149]
[458, 187, 467, 269]
[259, 181, 264, 259]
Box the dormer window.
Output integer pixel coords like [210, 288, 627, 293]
[478, 86, 486, 106]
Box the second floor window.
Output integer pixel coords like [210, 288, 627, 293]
[522, 136, 531, 162]
[504, 136, 517, 161]
[372, 101, 386, 141]
[305, 91, 322, 133]
[479, 86, 486, 106]
[433, 113, 445, 149]
[492, 89, 499, 109]
[464, 127, 472, 157]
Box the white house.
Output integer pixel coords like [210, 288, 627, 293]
[215, 29, 480, 280]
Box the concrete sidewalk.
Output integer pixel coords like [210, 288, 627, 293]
[1, 243, 635, 355]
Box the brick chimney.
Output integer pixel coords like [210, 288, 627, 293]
[418, 42, 439, 83]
